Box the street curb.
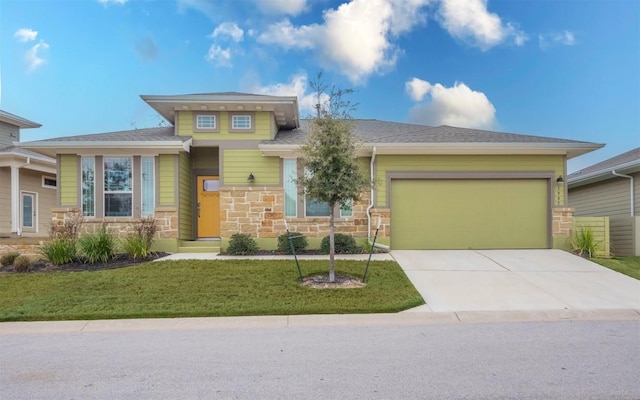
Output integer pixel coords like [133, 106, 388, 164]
[1, 309, 638, 335]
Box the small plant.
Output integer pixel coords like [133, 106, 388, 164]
[571, 227, 600, 258]
[122, 217, 158, 261]
[50, 209, 84, 240]
[13, 255, 31, 272]
[227, 233, 259, 255]
[320, 234, 361, 254]
[1, 252, 20, 267]
[78, 224, 116, 264]
[277, 232, 308, 254]
[41, 238, 77, 265]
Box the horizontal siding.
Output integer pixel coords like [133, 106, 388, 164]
[178, 152, 193, 240]
[569, 177, 634, 217]
[573, 216, 610, 257]
[177, 111, 272, 140]
[0, 121, 19, 147]
[223, 149, 279, 185]
[20, 169, 56, 234]
[59, 154, 78, 206]
[0, 168, 9, 232]
[610, 216, 639, 256]
[376, 154, 563, 207]
[158, 154, 176, 206]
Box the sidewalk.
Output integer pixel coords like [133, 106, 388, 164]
[155, 253, 395, 261]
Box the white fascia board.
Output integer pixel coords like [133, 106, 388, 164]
[20, 141, 189, 157]
[568, 159, 640, 188]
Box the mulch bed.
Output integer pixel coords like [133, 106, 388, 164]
[0, 252, 170, 274]
[301, 273, 366, 289]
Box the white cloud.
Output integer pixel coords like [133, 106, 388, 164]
[258, 0, 431, 84]
[406, 79, 496, 129]
[252, 72, 329, 116]
[539, 30, 576, 50]
[211, 22, 244, 42]
[255, 0, 308, 16]
[25, 40, 50, 72]
[205, 45, 232, 67]
[14, 28, 38, 42]
[98, 0, 127, 5]
[437, 0, 527, 50]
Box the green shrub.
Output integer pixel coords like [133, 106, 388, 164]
[571, 227, 600, 258]
[0, 252, 20, 267]
[227, 233, 259, 255]
[13, 255, 31, 272]
[78, 225, 116, 264]
[122, 217, 158, 261]
[320, 234, 361, 254]
[41, 238, 77, 265]
[277, 232, 308, 254]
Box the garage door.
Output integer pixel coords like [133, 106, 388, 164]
[390, 179, 549, 249]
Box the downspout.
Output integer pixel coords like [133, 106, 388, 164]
[366, 147, 389, 250]
[11, 157, 31, 235]
[612, 170, 635, 216]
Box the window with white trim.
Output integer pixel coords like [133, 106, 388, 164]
[104, 157, 132, 217]
[232, 115, 252, 129]
[81, 157, 95, 217]
[42, 175, 57, 189]
[196, 114, 216, 129]
[284, 159, 297, 217]
[141, 156, 155, 216]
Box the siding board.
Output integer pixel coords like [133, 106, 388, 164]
[158, 154, 175, 206]
[177, 111, 272, 140]
[59, 155, 78, 206]
[223, 149, 279, 185]
[0, 168, 9, 232]
[178, 151, 193, 240]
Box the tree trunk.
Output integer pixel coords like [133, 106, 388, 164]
[329, 203, 335, 282]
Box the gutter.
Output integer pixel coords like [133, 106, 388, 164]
[366, 147, 389, 251]
[612, 170, 635, 216]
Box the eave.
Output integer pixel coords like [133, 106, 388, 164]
[0, 110, 41, 129]
[19, 139, 192, 158]
[568, 159, 640, 189]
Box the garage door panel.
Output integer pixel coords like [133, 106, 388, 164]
[391, 179, 548, 250]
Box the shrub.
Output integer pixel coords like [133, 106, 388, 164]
[13, 255, 31, 272]
[277, 232, 308, 254]
[78, 224, 116, 264]
[320, 234, 361, 254]
[571, 227, 600, 258]
[41, 238, 77, 265]
[50, 209, 83, 240]
[227, 233, 259, 255]
[122, 217, 158, 261]
[1, 252, 20, 267]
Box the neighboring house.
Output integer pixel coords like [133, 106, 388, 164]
[20, 93, 602, 252]
[0, 110, 57, 237]
[568, 147, 640, 256]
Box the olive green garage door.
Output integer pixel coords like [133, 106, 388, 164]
[390, 179, 550, 249]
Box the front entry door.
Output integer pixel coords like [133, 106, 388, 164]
[197, 176, 220, 238]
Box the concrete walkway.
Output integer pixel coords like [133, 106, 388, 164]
[392, 249, 640, 313]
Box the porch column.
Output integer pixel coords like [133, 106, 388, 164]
[10, 165, 20, 234]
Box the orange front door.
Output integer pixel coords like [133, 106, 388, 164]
[197, 176, 220, 238]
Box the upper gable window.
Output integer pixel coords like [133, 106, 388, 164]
[197, 115, 216, 129]
[232, 115, 251, 129]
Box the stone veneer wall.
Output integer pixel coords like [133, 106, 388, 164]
[219, 187, 388, 241]
[552, 207, 574, 237]
[50, 207, 179, 239]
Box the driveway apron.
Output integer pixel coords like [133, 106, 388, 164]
[391, 249, 640, 312]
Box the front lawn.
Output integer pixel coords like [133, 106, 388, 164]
[591, 257, 640, 280]
[0, 260, 424, 322]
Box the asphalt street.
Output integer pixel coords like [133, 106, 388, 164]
[2, 319, 639, 399]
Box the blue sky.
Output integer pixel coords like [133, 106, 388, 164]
[1, 0, 638, 172]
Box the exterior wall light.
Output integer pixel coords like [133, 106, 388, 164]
[247, 173, 255, 182]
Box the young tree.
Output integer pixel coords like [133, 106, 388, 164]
[298, 74, 370, 282]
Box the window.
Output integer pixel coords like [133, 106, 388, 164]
[42, 176, 57, 189]
[232, 115, 251, 129]
[340, 199, 353, 217]
[104, 157, 132, 217]
[284, 159, 297, 217]
[81, 157, 95, 217]
[196, 115, 216, 129]
[305, 199, 331, 217]
[141, 156, 155, 217]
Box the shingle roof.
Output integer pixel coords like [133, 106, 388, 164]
[27, 126, 188, 143]
[0, 109, 41, 129]
[0, 145, 56, 162]
[568, 147, 640, 179]
[264, 119, 592, 145]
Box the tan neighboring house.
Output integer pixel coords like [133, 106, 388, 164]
[19, 93, 602, 252]
[0, 110, 57, 237]
[568, 147, 640, 256]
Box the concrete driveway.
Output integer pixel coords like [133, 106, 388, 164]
[391, 249, 640, 313]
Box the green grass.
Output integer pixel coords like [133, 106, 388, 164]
[0, 260, 424, 322]
[591, 257, 640, 280]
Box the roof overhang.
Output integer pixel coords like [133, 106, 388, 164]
[0, 110, 41, 129]
[0, 152, 56, 174]
[141, 94, 300, 130]
[568, 159, 640, 188]
[18, 139, 192, 158]
[259, 142, 604, 158]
